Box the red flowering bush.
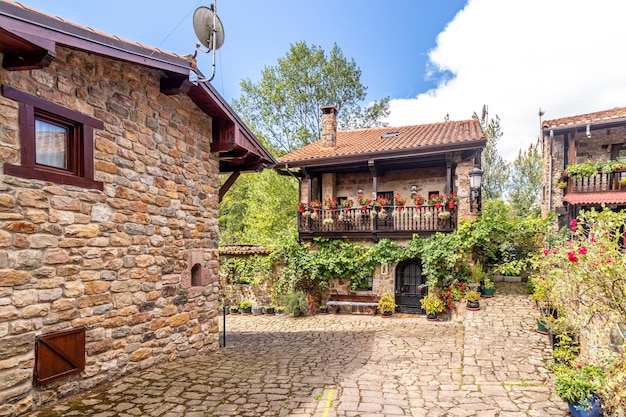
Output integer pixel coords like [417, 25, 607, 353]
[439, 279, 467, 309]
[530, 208, 626, 412]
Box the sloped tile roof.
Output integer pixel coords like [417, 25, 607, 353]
[277, 119, 485, 164]
[563, 192, 626, 205]
[543, 106, 626, 130]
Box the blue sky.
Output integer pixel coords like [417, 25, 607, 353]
[17, 0, 626, 160]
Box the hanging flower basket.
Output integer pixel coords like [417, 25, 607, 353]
[342, 199, 354, 212]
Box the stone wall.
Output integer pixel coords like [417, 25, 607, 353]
[0, 47, 221, 416]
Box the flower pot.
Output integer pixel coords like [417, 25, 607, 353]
[241, 306, 252, 314]
[568, 395, 602, 417]
[319, 307, 328, 314]
[448, 201, 455, 209]
[435, 202, 441, 209]
[426, 313, 438, 322]
[466, 301, 480, 311]
[536, 318, 549, 335]
[264, 307, 275, 315]
[481, 287, 495, 298]
[381, 311, 393, 318]
[416, 204, 422, 210]
[252, 307, 264, 315]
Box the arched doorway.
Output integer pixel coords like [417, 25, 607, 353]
[395, 258, 427, 313]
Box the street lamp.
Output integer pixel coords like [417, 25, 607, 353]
[469, 164, 483, 212]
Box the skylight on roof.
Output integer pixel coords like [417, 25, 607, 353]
[381, 131, 401, 138]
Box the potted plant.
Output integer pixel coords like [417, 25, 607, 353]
[437, 211, 451, 219]
[229, 305, 240, 314]
[252, 305, 264, 315]
[310, 200, 322, 212]
[553, 363, 604, 417]
[264, 304, 275, 315]
[378, 294, 396, 317]
[374, 195, 389, 209]
[413, 194, 426, 209]
[428, 194, 444, 209]
[318, 304, 329, 314]
[342, 199, 354, 212]
[468, 261, 484, 290]
[218, 303, 229, 314]
[323, 197, 340, 211]
[557, 181, 568, 189]
[240, 300, 252, 314]
[357, 194, 371, 210]
[445, 192, 458, 209]
[298, 201, 308, 213]
[480, 276, 495, 298]
[420, 293, 445, 321]
[465, 290, 481, 311]
[393, 193, 407, 210]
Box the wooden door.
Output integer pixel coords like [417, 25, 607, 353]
[395, 259, 427, 313]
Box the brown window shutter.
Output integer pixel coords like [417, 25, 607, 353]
[34, 327, 86, 385]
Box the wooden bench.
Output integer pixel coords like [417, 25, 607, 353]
[326, 294, 380, 316]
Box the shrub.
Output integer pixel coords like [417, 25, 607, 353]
[285, 291, 307, 317]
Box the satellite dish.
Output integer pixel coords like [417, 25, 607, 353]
[193, 6, 225, 51]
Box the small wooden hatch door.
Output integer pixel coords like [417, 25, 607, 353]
[34, 327, 86, 385]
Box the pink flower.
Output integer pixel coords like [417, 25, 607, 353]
[606, 258, 613, 264]
[578, 246, 587, 255]
[552, 249, 558, 254]
[591, 237, 597, 243]
[567, 251, 578, 262]
[570, 218, 577, 231]
[544, 249, 550, 256]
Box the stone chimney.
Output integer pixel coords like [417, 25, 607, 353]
[320, 105, 338, 148]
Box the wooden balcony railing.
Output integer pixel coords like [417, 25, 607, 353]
[298, 205, 457, 238]
[566, 170, 626, 193]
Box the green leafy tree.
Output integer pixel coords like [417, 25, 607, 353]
[480, 114, 509, 200]
[233, 41, 389, 153]
[219, 169, 298, 246]
[508, 142, 542, 217]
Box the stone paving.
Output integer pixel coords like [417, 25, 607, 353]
[27, 282, 569, 416]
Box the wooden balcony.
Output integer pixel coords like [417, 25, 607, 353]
[565, 170, 626, 193]
[298, 205, 457, 240]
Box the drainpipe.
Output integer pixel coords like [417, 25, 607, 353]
[548, 129, 553, 211]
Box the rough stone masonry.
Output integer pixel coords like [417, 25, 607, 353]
[0, 45, 222, 416]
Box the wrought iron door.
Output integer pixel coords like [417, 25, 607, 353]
[395, 259, 427, 313]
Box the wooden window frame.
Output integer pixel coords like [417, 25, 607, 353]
[2, 85, 103, 190]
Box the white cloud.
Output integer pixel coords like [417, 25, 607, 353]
[386, 0, 626, 161]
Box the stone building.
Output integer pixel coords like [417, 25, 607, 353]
[540, 106, 626, 227]
[0, 2, 274, 415]
[275, 106, 485, 313]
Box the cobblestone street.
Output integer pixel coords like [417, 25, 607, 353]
[28, 282, 569, 417]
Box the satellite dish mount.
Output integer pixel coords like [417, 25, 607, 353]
[191, 1, 225, 84]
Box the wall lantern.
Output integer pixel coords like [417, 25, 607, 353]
[469, 164, 483, 212]
[410, 185, 417, 197]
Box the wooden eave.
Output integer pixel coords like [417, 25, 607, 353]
[543, 117, 626, 136]
[276, 139, 486, 175]
[0, 1, 276, 176]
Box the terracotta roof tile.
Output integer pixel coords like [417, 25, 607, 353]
[543, 106, 626, 130]
[278, 119, 485, 164]
[563, 192, 626, 205]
